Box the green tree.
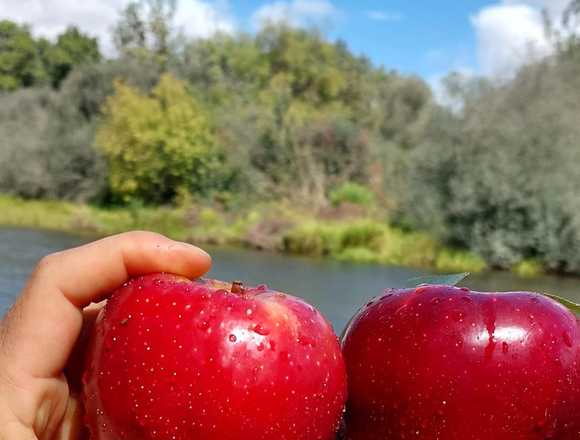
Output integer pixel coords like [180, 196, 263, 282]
[0, 20, 46, 91]
[96, 74, 225, 203]
[175, 25, 433, 204]
[403, 50, 580, 273]
[44, 26, 101, 87]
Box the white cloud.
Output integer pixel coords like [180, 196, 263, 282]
[252, 0, 338, 29]
[470, 0, 579, 77]
[365, 10, 402, 22]
[0, 0, 235, 55]
[471, 3, 550, 76]
[174, 0, 235, 39]
[502, 0, 569, 17]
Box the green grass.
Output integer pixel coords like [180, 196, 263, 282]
[0, 195, 190, 238]
[281, 220, 487, 273]
[0, 194, 489, 274]
[512, 259, 544, 278]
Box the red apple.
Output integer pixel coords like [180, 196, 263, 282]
[82, 274, 347, 440]
[342, 285, 580, 440]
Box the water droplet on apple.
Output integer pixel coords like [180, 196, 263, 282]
[252, 324, 270, 335]
[229, 334, 237, 343]
[502, 342, 509, 354]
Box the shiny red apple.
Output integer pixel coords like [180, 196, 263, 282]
[342, 285, 580, 440]
[82, 274, 347, 440]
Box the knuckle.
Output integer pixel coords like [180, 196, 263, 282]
[33, 252, 65, 279]
[35, 253, 60, 273]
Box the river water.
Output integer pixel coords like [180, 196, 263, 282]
[1, 227, 579, 332]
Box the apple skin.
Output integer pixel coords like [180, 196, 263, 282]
[341, 285, 580, 440]
[82, 274, 347, 440]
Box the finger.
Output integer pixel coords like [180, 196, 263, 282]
[50, 397, 86, 440]
[65, 302, 107, 393]
[0, 231, 211, 379]
[34, 231, 211, 307]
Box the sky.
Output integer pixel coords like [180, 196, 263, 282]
[0, 0, 573, 85]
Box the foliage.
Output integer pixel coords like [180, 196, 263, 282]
[6, 3, 580, 276]
[0, 88, 105, 201]
[43, 26, 101, 87]
[329, 183, 375, 207]
[114, 0, 177, 67]
[281, 219, 486, 272]
[59, 58, 161, 119]
[177, 26, 432, 202]
[96, 74, 227, 203]
[512, 260, 544, 278]
[0, 20, 46, 90]
[0, 20, 101, 91]
[403, 50, 580, 274]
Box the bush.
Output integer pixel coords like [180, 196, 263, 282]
[0, 58, 163, 203]
[0, 88, 105, 201]
[96, 74, 231, 204]
[512, 260, 544, 278]
[339, 221, 384, 249]
[404, 60, 580, 274]
[59, 58, 161, 119]
[329, 182, 375, 207]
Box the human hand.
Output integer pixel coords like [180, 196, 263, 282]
[0, 231, 211, 439]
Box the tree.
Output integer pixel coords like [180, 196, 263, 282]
[0, 20, 46, 91]
[113, 0, 177, 67]
[0, 87, 106, 201]
[402, 52, 580, 273]
[176, 25, 432, 204]
[44, 26, 101, 87]
[96, 74, 226, 203]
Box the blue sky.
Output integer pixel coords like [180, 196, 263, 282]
[231, 0, 491, 79]
[0, 0, 568, 82]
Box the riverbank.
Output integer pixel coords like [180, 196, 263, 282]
[0, 195, 540, 276]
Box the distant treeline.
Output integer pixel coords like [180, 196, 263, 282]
[2, 0, 580, 274]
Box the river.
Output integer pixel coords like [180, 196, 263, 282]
[0, 227, 579, 332]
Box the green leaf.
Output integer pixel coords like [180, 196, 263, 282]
[542, 292, 580, 316]
[403, 272, 470, 288]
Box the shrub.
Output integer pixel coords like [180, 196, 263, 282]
[96, 74, 229, 204]
[0, 88, 105, 201]
[329, 182, 376, 207]
[403, 60, 580, 274]
[339, 221, 384, 249]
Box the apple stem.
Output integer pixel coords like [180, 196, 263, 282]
[231, 281, 245, 294]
